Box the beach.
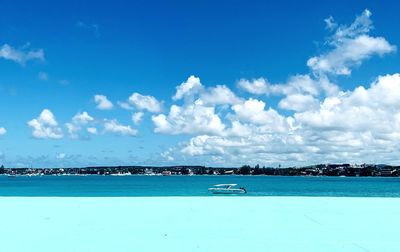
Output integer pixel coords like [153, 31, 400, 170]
[1, 197, 399, 252]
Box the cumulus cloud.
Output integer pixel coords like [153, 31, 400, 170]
[152, 9, 400, 165]
[104, 119, 137, 136]
[152, 104, 226, 135]
[94, 95, 113, 110]
[27, 109, 63, 139]
[308, 9, 396, 76]
[179, 131, 308, 163]
[72, 111, 94, 124]
[155, 76, 238, 136]
[65, 111, 95, 139]
[237, 11, 395, 118]
[161, 148, 175, 161]
[128, 93, 162, 113]
[56, 153, 66, 159]
[147, 9, 400, 166]
[0, 44, 45, 65]
[132, 112, 144, 125]
[274, 75, 321, 96]
[324, 16, 337, 31]
[0, 127, 6, 136]
[239, 75, 338, 97]
[198, 85, 242, 105]
[65, 123, 79, 139]
[10, 9, 400, 167]
[174, 73, 400, 166]
[87, 127, 98, 135]
[173, 75, 202, 100]
[172, 76, 241, 106]
[278, 94, 319, 112]
[151, 74, 337, 163]
[237, 78, 269, 95]
[118, 101, 134, 110]
[231, 98, 289, 132]
[308, 36, 395, 76]
[295, 74, 400, 132]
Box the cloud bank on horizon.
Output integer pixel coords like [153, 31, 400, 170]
[1, 8, 400, 167]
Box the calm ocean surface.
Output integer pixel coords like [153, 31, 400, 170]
[1, 175, 400, 197]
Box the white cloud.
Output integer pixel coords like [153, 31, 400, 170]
[295, 74, 400, 132]
[231, 98, 288, 132]
[237, 73, 339, 117]
[239, 75, 335, 97]
[173, 76, 241, 106]
[278, 94, 319, 112]
[152, 104, 226, 135]
[160, 149, 175, 161]
[173, 75, 203, 100]
[181, 134, 256, 156]
[87, 127, 98, 134]
[65, 123, 80, 139]
[173, 73, 400, 166]
[226, 121, 253, 137]
[274, 75, 320, 96]
[180, 132, 305, 158]
[27, 109, 63, 139]
[153, 75, 240, 136]
[308, 36, 395, 76]
[72, 111, 94, 124]
[66, 111, 95, 139]
[324, 16, 337, 31]
[9, 9, 400, 167]
[56, 153, 66, 159]
[0, 44, 45, 65]
[104, 119, 137, 136]
[0, 127, 6, 136]
[118, 101, 134, 110]
[198, 85, 242, 105]
[128, 93, 162, 113]
[132, 112, 144, 125]
[330, 9, 372, 44]
[237, 78, 269, 95]
[94, 95, 113, 110]
[308, 9, 396, 76]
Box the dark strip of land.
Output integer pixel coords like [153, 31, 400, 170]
[1, 164, 398, 177]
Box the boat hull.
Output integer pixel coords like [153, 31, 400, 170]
[208, 188, 246, 194]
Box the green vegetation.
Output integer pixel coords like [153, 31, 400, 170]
[0, 163, 398, 177]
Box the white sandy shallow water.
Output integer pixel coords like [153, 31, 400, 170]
[0, 197, 399, 252]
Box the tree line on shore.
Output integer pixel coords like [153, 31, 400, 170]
[0, 163, 398, 177]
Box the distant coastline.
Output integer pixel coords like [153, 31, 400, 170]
[0, 164, 398, 177]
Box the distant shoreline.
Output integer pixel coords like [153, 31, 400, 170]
[1, 164, 398, 177]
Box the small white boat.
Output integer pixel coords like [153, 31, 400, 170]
[208, 184, 247, 194]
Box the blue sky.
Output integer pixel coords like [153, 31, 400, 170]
[1, 0, 400, 167]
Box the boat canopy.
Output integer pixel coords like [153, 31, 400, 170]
[212, 184, 237, 187]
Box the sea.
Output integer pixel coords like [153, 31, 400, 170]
[1, 175, 400, 197]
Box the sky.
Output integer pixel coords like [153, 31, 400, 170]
[1, 0, 400, 168]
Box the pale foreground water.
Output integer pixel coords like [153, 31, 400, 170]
[1, 197, 399, 252]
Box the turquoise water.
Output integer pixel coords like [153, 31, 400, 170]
[1, 175, 400, 197]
